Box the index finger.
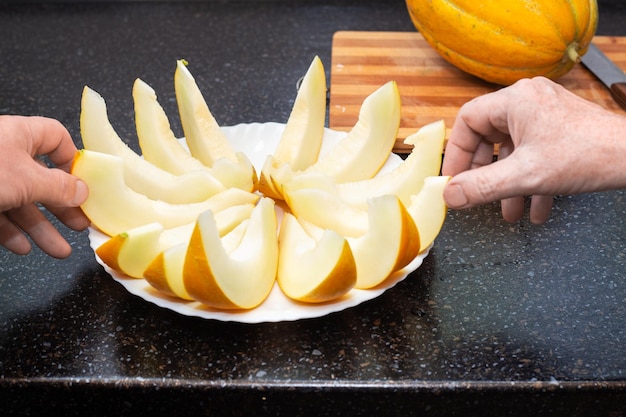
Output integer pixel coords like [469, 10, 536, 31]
[25, 116, 78, 172]
[442, 93, 511, 176]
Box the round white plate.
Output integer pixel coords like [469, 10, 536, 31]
[88, 122, 429, 323]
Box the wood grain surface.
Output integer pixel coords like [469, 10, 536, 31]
[329, 31, 626, 153]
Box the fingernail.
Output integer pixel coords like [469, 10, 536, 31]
[445, 183, 469, 208]
[72, 180, 89, 206]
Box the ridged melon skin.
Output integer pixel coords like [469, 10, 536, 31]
[406, 0, 598, 85]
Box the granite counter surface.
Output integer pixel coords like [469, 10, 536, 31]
[1, 1, 625, 416]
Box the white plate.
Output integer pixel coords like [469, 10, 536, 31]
[88, 122, 429, 323]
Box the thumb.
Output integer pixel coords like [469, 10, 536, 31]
[30, 166, 89, 207]
[443, 160, 521, 209]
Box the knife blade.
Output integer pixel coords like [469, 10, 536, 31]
[580, 43, 626, 111]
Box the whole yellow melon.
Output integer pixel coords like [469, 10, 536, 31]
[406, 0, 598, 85]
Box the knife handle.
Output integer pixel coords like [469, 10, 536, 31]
[611, 82, 626, 111]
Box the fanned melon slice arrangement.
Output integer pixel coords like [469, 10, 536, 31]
[72, 56, 450, 310]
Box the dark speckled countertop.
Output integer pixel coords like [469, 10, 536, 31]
[1, 1, 625, 416]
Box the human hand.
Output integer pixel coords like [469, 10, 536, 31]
[0, 115, 90, 258]
[441, 77, 626, 224]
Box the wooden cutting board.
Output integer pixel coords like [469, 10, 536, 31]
[329, 31, 626, 153]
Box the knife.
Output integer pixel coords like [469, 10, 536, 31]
[580, 43, 626, 111]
